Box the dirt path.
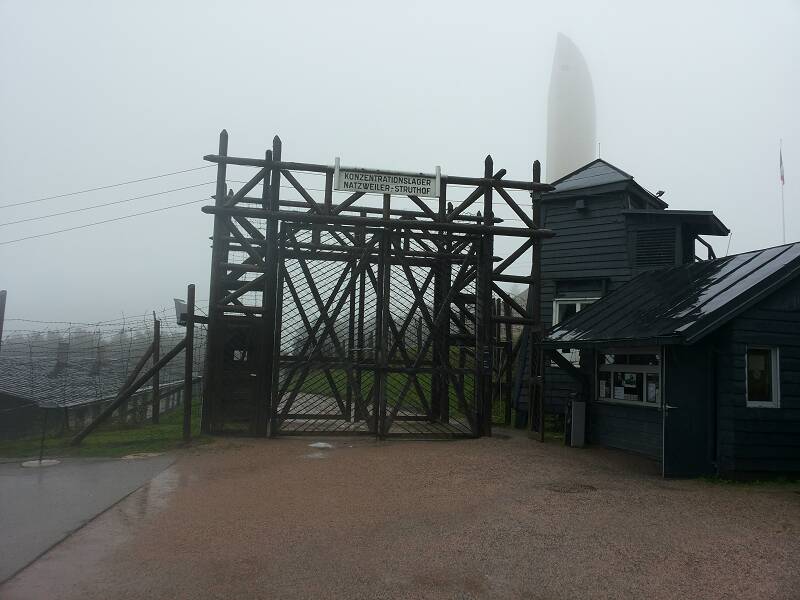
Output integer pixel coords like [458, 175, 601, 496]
[3, 432, 799, 599]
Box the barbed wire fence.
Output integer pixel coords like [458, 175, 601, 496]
[0, 301, 208, 455]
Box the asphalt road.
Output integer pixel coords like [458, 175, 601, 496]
[0, 455, 173, 583]
[2, 434, 799, 599]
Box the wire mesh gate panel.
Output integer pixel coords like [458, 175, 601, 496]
[201, 132, 553, 439]
[275, 225, 481, 436]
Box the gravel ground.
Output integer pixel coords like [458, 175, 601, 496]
[3, 431, 799, 599]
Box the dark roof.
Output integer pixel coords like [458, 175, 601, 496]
[550, 159, 632, 192]
[545, 242, 800, 347]
[545, 159, 668, 208]
[623, 209, 730, 237]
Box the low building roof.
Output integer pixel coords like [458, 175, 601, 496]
[545, 242, 800, 347]
[623, 209, 730, 237]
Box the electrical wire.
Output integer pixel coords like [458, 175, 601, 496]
[0, 165, 215, 209]
[0, 196, 211, 246]
[1, 181, 215, 227]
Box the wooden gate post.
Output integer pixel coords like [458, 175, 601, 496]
[528, 160, 545, 442]
[151, 314, 161, 424]
[476, 155, 495, 436]
[203, 129, 229, 434]
[373, 193, 392, 438]
[183, 283, 195, 442]
[263, 138, 281, 437]
[356, 212, 367, 422]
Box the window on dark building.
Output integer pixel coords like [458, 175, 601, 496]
[552, 298, 598, 364]
[597, 349, 661, 406]
[746, 347, 780, 407]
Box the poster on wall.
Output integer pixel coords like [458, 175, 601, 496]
[647, 382, 657, 403]
[614, 386, 624, 400]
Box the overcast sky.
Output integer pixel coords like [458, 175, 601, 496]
[1, 0, 798, 326]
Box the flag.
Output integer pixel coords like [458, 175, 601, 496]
[780, 148, 785, 185]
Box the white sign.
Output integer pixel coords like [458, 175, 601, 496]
[334, 158, 441, 198]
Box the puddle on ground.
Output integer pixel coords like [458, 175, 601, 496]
[304, 451, 327, 459]
[121, 452, 164, 460]
[20, 459, 61, 468]
[308, 442, 334, 449]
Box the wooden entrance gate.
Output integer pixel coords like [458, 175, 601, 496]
[201, 131, 552, 438]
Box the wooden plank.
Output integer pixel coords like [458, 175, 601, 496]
[494, 184, 536, 229]
[281, 168, 322, 213]
[201, 205, 554, 238]
[407, 194, 437, 220]
[225, 168, 267, 207]
[72, 339, 184, 445]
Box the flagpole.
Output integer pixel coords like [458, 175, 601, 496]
[781, 138, 785, 244]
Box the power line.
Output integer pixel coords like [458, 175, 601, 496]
[0, 196, 211, 246]
[1, 181, 215, 227]
[0, 165, 214, 210]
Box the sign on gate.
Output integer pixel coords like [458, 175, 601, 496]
[334, 158, 441, 198]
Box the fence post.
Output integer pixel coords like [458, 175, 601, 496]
[151, 314, 161, 424]
[0, 290, 7, 355]
[183, 284, 195, 442]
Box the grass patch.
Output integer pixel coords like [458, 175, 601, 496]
[0, 401, 210, 459]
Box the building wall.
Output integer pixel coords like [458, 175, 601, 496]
[540, 192, 633, 414]
[587, 401, 663, 459]
[714, 277, 800, 473]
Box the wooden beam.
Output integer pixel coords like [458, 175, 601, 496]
[72, 339, 184, 445]
[201, 205, 555, 238]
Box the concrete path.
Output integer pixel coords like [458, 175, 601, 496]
[0, 454, 173, 583]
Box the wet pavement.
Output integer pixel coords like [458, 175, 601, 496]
[2, 435, 800, 599]
[0, 454, 173, 583]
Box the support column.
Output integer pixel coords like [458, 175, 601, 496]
[476, 156, 494, 437]
[528, 160, 545, 442]
[202, 130, 228, 434]
[431, 185, 446, 421]
[374, 193, 392, 437]
[183, 283, 195, 442]
[263, 138, 281, 437]
[356, 212, 366, 422]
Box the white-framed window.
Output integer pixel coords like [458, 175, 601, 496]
[552, 297, 599, 326]
[552, 298, 599, 365]
[746, 346, 780, 408]
[596, 348, 661, 407]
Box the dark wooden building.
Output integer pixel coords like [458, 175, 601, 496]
[515, 159, 729, 416]
[545, 242, 800, 477]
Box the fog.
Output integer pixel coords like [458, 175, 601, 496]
[1, 0, 797, 324]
